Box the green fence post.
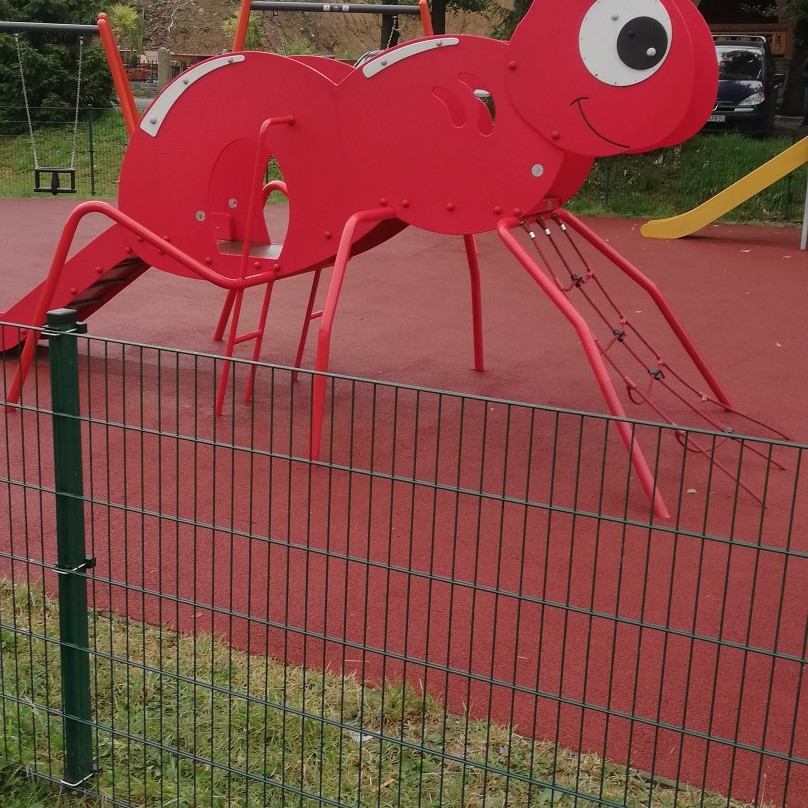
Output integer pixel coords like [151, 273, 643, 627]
[46, 308, 95, 787]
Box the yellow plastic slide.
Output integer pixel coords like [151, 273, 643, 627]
[641, 136, 808, 239]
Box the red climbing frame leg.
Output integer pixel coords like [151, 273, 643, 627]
[213, 290, 237, 342]
[497, 218, 670, 519]
[292, 268, 323, 382]
[463, 234, 485, 372]
[243, 279, 275, 403]
[554, 208, 733, 409]
[215, 289, 246, 416]
[310, 207, 395, 460]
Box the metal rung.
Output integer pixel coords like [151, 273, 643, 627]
[72, 296, 104, 306]
[233, 330, 262, 345]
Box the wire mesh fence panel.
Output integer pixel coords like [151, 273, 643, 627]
[0, 107, 128, 199]
[0, 322, 806, 807]
[569, 129, 807, 225]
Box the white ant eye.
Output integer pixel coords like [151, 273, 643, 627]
[579, 0, 672, 87]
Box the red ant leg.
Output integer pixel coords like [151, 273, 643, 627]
[310, 207, 395, 461]
[463, 234, 485, 372]
[498, 218, 670, 520]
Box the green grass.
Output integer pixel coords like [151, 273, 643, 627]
[0, 579, 772, 808]
[568, 131, 807, 224]
[0, 109, 127, 198]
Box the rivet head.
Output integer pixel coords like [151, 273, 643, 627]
[182, 77, 189, 85]
[446, 202, 455, 211]
[379, 198, 387, 206]
[324, 230, 332, 239]
[125, 247, 133, 254]
[435, 40, 443, 47]
[381, 58, 388, 66]
[254, 261, 262, 269]
[204, 256, 213, 265]
[611, 13, 619, 21]
[646, 47, 657, 58]
[551, 130, 560, 140]
[149, 116, 157, 125]
[163, 235, 170, 242]
[494, 205, 502, 215]
[70, 287, 77, 295]
[195, 210, 206, 222]
[531, 163, 544, 178]
[228, 56, 235, 63]
[508, 60, 517, 70]
[228, 198, 238, 209]
[401, 199, 409, 208]
[273, 263, 280, 271]
[96, 266, 104, 275]
[514, 208, 522, 217]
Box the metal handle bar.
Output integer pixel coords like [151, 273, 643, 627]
[0, 21, 99, 34]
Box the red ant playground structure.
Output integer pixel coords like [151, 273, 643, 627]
[0, 0, 791, 518]
[0, 1, 807, 806]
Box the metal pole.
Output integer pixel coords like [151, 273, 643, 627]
[801, 171, 808, 251]
[46, 308, 95, 787]
[87, 107, 95, 197]
[0, 21, 99, 34]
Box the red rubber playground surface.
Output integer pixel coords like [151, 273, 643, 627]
[1, 199, 807, 805]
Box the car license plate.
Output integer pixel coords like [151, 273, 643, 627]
[708, 114, 726, 123]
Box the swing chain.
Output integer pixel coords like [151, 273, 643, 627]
[14, 33, 39, 170]
[385, 14, 400, 49]
[14, 33, 83, 172]
[69, 37, 84, 171]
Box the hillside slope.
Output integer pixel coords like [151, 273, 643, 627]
[142, 0, 499, 59]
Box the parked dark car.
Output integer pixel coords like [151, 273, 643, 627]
[705, 35, 784, 133]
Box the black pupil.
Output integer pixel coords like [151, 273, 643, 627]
[616, 16, 668, 71]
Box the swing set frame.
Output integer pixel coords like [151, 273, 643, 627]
[0, 16, 140, 172]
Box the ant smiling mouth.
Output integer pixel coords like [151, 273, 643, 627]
[571, 97, 631, 150]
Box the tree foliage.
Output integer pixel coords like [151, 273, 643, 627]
[493, 0, 531, 40]
[430, 0, 494, 37]
[223, 11, 261, 51]
[109, 2, 146, 63]
[0, 0, 114, 124]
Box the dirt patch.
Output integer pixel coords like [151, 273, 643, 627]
[144, 0, 500, 60]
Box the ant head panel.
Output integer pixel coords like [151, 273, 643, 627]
[506, 0, 718, 157]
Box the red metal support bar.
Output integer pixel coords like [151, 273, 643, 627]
[232, 0, 254, 51]
[463, 234, 484, 372]
[497, 217, 670, 520]
[97, 13, 138, 137]
[555, 208, 734, 410]
[6, 201, 275, 407]
[310, 206, 395, 460]
[417, 0, 433, 36]
[263, 180, 288, 202]
[293, 268, 323, 381]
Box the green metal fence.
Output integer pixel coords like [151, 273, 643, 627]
[0, 313, 806, 807]
[0, 106, 128, 198]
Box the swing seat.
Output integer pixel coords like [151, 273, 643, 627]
[34, 168, 76, 196]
